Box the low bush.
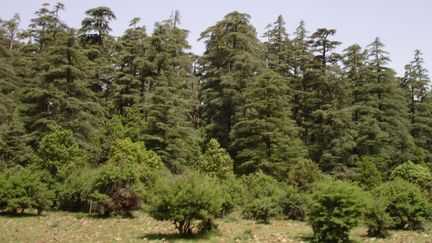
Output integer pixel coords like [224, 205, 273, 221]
[365, 197, 391, 238]
[308, 179, 368, 242]
[390, 161, 432, 191]
[148, 171, 223, 235]
[240, 171, 284, 224]
[281, 185, 307, 221]
[288, 159, 322, 192]
[0, 166, 55, 214]
[375, 179, 432, 230]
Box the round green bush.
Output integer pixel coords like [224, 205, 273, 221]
[390, 161, 432, 191]
[240, 171, 285, 224]
[288, 159, 322, 192]
[148, 171, 223, 235]
[308, 179, 368, 242]
[375, 179, 432, 230]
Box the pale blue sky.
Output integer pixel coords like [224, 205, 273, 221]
[1, 0, 431, 75]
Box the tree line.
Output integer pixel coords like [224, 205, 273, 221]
[1, 3, 432, 241]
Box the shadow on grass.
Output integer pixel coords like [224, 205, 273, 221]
[138, 233, 210, 242]
[0, 212, 46, 218]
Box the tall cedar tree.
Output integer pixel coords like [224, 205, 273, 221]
[307, 29, 356, 171]
[198, 12, 261, 149]
[0, 18, 32, 166]
[142, 14, 198, 173]
[113, 17, 149, 114]
[353, 38, 415, 169]
[230, 70, 306, 176]
[401, 50, 432, 161]
[23, 4, 105, 150]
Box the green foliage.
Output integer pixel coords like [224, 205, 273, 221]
[375, 179, 432, 230]
[148, 171, 223, 235]
[230, 70, 307, 177]
[219, 176, 246, 216]
[356, 156, 382, 189]
[0, 166, 55, 214]
[57, 167, 95, 211]
[365, 198, 392, 238]
[308, 180, 368, 242]
[288, 159, 322, 192]
[281, 185, 307, 221]
[390, 161, 432, 191]
[197, 138, 234, 180]
[34, 125, 85, 180]
[240, 171, 284, 224]
[89, 138, 163, 217]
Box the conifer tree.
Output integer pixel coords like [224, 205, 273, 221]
[401, 50, 432, 161]
[198, 12, 261, 149]
[230, 70, 306, 176]
[353, 38, 415, 169]
[113, 17, 149, 114]
[142, 16, 197, 172]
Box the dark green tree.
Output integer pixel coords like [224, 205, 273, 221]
[401, 50, 432, 161]
[230, 70, 306, 176]
[142, 16, 198, 172]
[198, 11, 261, 149]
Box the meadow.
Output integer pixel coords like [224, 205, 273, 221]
[1, 211, 431, 242]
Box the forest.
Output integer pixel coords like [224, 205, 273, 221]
[1, 2, 432, 242]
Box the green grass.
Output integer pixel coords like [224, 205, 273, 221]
[1, 211, 431, 242]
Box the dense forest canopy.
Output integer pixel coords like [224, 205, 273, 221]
[1, 3, 432, 241]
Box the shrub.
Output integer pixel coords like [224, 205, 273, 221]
[241, 172, 284, 224]
[365, 198, 391, 238]
[308, 179, 368, 242]
[356, 156, 382, 189]
[219, 176, 245, 216]
[375, 179, 432, 230]
[57, 168, 95, 211]
[288, 159, 322, 191]
[89, 138, 163, 217]
[0, 166, 55, 214]
[148, 171, 223, 235]
[281, 185, 307, 221]
[90, 163, 142, 217]
[390, 161, 432, 191]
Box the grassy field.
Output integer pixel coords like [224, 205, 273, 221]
[1, 211, 432, 242]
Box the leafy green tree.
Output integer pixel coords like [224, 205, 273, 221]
[365, 197, 391, 238]
[79, 6, 116, 46]
[23, 24, 106, 150]
[34, 125, 85, 180]
[360, 38, 415, 168]
[149, 171, 223, 235]
[0, 30, 31, 166]
[113, 18, 150, 114]
[198, 138, 234, 180]
[263, 15, 291, 74]
[356, 156, 382, 190]
[281, 185, 307, 220]
[308, 179, 368, 242]
[57, 167, 95, 211]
